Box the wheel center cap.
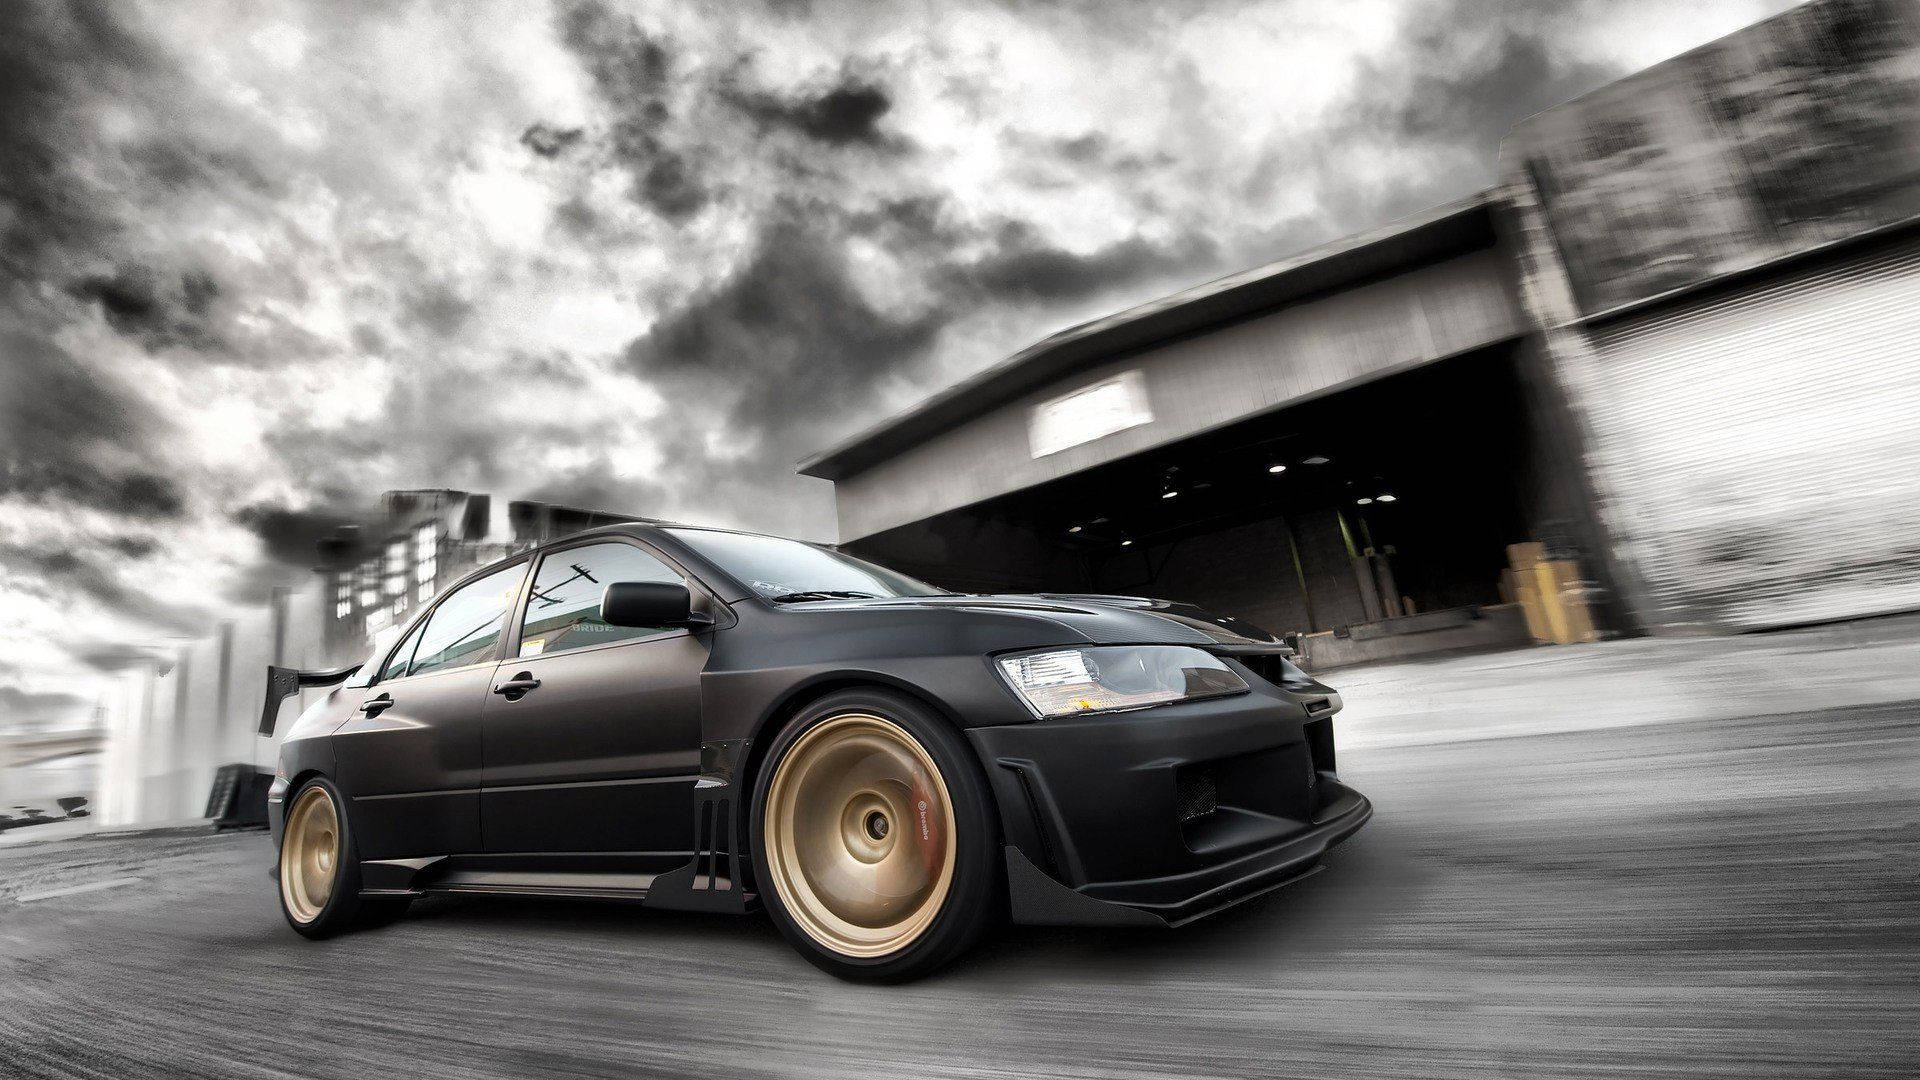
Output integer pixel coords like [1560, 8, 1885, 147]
[864, 810, 890, 841]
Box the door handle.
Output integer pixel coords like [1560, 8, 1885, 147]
[358, 694, 394, 715]
[492, 674, 541, 699]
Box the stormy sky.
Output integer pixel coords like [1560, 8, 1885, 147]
[0, 0, 1792, 723]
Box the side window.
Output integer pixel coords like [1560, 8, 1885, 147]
[519, 542, 683, 658]
[377, 620, 427, 683]
[408, 563, 525, 677]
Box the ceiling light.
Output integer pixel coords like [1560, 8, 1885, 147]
[1068, 525, 1083, 533]
[1303, 455, 1330, 465]
[1376, 493, 1397, 503]
[1267, 464, 1287, 474]
[1356, 497, 1373, 506]
[1120, 539, 1133, 547]
[1161, 490, 1178, 499]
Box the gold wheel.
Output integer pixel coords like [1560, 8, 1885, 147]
[280, 785, 341, 925]
[764, 713, 958, 958]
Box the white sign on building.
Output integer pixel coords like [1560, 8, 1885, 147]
[1028, 370, 1152, 458]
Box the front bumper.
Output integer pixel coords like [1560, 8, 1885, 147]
[968, 680, 1370, 927]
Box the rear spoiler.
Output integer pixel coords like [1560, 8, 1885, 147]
[259, 663, 362, 736]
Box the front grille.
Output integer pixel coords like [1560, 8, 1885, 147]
[1173, 766, 1219, 823]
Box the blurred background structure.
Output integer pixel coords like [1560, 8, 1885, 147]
[807, 0, 1920, 658]
[7, 492, 636, 828]
[15, 0, 1920, 830]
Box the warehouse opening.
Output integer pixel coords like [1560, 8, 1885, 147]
[845, 343, 1579, 666]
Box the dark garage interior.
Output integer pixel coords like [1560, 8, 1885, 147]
[848, 343, 1565, 661]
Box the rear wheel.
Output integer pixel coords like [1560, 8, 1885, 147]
[751, 689, 1001, 982]
[278, 777, 408, 938]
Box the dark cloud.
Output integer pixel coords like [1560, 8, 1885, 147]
[350, 322, 385, 355]
[560, 0, 707, 218]
[954, 227, 1216, 304]
[552, 194, 600, 236]
[1336, 0, 1624, 172]
[845, 194, 958, 245]
[0, 543, 204, 634]
[1015, 129, 1175, 177]
[0, 330, 184, 518]
[1388, 30, 1620, 154]
[0, 0, 154, 277]
[67, 263, 225, 353]
[0, 5, 205, 529]
[625, 216, 946, 432]
[727, 77, 897, 147]
[122, 139, 281, 198]
[102, 535, 160, 559]
[401, 280, 473, 337]
[520, 122, 584, 158]
[233, 503, 365, 569]
[519, 466, 672, 521]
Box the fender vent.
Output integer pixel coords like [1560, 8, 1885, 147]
[692, 799, 734, 891]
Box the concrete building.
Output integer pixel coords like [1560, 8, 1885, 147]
[802, 0, 1920, 664]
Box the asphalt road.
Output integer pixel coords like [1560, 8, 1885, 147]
[3, 698, 1915, 1079]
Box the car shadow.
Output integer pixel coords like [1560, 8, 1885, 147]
[402, 892, 784, 944]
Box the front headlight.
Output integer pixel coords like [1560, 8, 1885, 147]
[995, 645, 1248, 718]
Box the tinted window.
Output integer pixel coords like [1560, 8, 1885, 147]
[409, 563, 524, 676]
[519, 542, 683, 658]
[377, 620, 426, 683]
[663, 528, 947, 600]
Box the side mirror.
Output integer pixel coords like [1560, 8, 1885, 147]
[600, 581, 711, 629]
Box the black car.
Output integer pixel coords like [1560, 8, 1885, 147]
[265, 522, 1370, 981]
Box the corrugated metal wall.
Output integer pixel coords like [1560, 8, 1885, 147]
[1583, 231, 1920, 629]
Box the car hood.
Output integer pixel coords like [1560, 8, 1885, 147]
[792, 592, 1286, 649]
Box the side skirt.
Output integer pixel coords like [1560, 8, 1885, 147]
[427, 870, 659, 903]
[354, 740, 759, 913]
[358, 856, 664, 905]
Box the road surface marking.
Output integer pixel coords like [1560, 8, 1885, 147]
[17, 877, 143, 904]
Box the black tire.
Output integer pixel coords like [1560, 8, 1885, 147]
[749, 688, 1002, 982]
[278, 776, 409, 939]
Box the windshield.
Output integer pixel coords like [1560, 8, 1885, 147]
[664, 528, 952, 601]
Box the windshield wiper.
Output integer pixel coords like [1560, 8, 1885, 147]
[769, 590, 880, 603]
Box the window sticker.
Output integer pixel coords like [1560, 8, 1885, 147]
[520, 637, 546, 658]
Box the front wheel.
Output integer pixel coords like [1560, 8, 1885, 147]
[278, 777, 408, 938]
[751, 689, 1002, 982]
